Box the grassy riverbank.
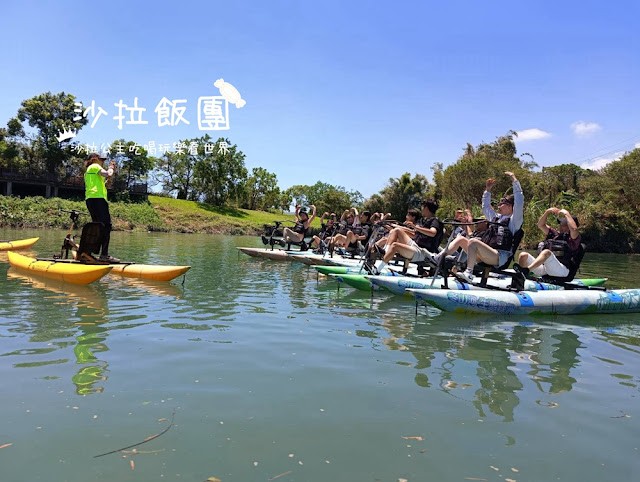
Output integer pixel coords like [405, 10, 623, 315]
[0, 195, 296, 235]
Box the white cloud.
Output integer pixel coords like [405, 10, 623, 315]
[580, 151, 624, 170]
[635, 142, 640, 149]
[571, 121, 601, 137]
[515, 128, 551, 142]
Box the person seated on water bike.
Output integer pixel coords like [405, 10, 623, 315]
[371, 199, 443, 274]
[445, 209, 489, 265]
[516, 207, 582, 280]
[311, 212, 337, 252]
[327, 207, 360, 250]
[343, 210, 373, 254]
[433, 171, 524, 282]
[282, 205, 316, 247]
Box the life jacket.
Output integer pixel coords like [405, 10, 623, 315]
[538, 231, 578, 269]
[352, 223, 372, 240]
[293, 220, 308, 236]
[336, 221, 350, 236]
[481, 216, 514, 251]
[414, 217, 443, 252]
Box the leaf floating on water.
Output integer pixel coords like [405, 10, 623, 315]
[130, 459, 135, 470]
[506, 479, 516, 482]
[157, 418, 168, 422]
[490, 466, 499, 471]
[268, 471, 292, 481]
[0, 443, 13, 450]
[399, 479, 408, 482]
[464, 478, 488, 481]
[142, 401, 151, 406]
[402, 436, 424, 441]
[206, 477, 221, 482]
[610, 411, 631, 419]
[511, 468, 519, 472]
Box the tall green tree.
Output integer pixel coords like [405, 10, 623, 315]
[8, 92, 87, 174]
[110, 139, 155, 187]
[154, 149, 198, 200]
[284, 182, 363, 214]
[364, 173, 432, 220]
[436, 132, 537, 208]
[244, 167, 279, 210]
[192, 136, 248, 205]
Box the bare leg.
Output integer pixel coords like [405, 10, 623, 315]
[525, 249, 552, 270]
[383, 242, 417, 264]
[282, 227, 303, 243]
[331, 234, 347, 247]
[466, 239, 499, 267]
[440, 235, 470, 256]
[517, 252, 529, 266]
[345, 231, 358, 245]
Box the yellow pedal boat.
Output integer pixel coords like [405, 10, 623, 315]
[0, 237, 40, 251]
[7, 251, 112, 285]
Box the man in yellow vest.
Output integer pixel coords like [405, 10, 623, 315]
[84, 153, 119, 263]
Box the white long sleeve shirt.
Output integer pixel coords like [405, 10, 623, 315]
[482, 180, 524, 234]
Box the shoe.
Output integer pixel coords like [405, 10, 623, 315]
[363, 261, 379, 275]
[510, 272, 526, 291]
[300, 241, 309, 251]
[261, 235, 269, 245]
[457, 270, 474, 283]
[278, 239, 286, 247]
[430, 251, 444, 265]
[513, 263, 531, 278]
[99, 254, 120, 263]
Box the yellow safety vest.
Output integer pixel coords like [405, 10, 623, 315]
[84, 163, 107, 200]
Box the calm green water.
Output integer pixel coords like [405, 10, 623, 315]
[1, 228, 639, 481]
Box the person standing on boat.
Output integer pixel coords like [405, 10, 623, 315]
[84, 152, 119, 263]
[517, 207, 581, 278]
[434, 171, 523, 282]
[282, 204, 316, 247]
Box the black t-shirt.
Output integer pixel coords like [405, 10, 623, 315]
[414, 217, 443, 252]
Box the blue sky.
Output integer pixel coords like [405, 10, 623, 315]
[1, 0, 638, 198]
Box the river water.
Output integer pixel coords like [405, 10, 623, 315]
[1, 229, 638, 481]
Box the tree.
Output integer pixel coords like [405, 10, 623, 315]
[364, 173, 432, 220]
[154, 149, 198, 200]
[435, 132, 537, 208]
[110, 139, 155, 187]
[532, 163, 587, 205]
[284, 182, 363, 214]
[192, 136, 248, 205]
[8, 92, 88, 174]
[244, 167, 279, 210]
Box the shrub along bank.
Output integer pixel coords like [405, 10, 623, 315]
[0, 195, 297, 235]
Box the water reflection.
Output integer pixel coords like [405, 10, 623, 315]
[5, 269, 111, 394]
[352, 306, 640, 422]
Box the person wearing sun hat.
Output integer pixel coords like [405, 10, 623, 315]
[84, 152, 119, 263]
[517, 207, 581, 278]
